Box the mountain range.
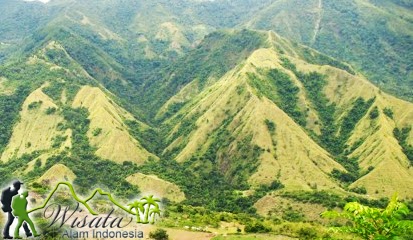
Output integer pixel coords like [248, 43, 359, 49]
[0, 0, 413, 222]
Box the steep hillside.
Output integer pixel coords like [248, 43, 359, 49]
[162, 48, 344, 192]
[0, 86, 69, 162]
[72, 86, 156, 164]
[283, 52, 413, 198]
[0, 37, 155, 163]
[157, 31, 413, 199]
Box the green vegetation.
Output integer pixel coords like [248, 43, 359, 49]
[0, 153, 41, 184]
[126, 120, 163, 155]
[2, 106, 142, 199]
[331, 168, 357, 184]
[393, 127, 413, 165]
[28, 101, 43, 110]
[51, 135, 67, 148]
[297, 71, 338, 153]
[149, 229, 169, 240]
[369, 106, 379, 119]
[298, 47, 355, 75]
[267, 69, 306, 126]
[349, 186, 367, 195]
[282, 207, 304, 222]
[264, 119, 276, 133]
[340, 98, 374, 143]
[250, 0, 413, 100]
[142, 30, 266, 117]
[245, 222, 271, 233]
[282, 190, 389, 209]
[281, 58, 339, 153]
[323, 194, 413, 239]
[140, 155, 266, 214]
[0, 85, 31, 153]
[383, 107, 394, 119]
[45, 107, 57, 115]
[92, 128, 102, 136]
[0, 3, 412, 238]
[281, 58, 377, 184]
[43, 81, 82, 104]
[248, 69, 306, 126]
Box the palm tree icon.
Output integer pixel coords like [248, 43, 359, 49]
[128, 200, 145, 223]
[127, 195, 161, 224]
[141, 195, 161, 224]
[149, 207, 161, 224]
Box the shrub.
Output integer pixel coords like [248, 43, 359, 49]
[383, 107, 394, 119]
[244, 221, 271, 233]
[369, 106, 379, 119]
[349, 186, 367, 194]
[45, 107, 57, 115]
[149, 229, 169, 240]
[92, 128, 102, 136]
[298, 227, 318, 239]
[28, 101, 43, 110]
[282, 207, 305, 222]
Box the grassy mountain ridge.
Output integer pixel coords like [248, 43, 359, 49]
[152, 31, 413, 200]
[244, 0, 413, 100]
[2, 28, 412, 202]
[1, 0, 411, 102]
[0, 6, 412, 229]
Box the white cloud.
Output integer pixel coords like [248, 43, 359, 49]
[23, 0, 51, 3]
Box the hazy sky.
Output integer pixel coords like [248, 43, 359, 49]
[24, 0, 50, 3]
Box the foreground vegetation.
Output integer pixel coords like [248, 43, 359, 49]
[323, 194, 413, 239]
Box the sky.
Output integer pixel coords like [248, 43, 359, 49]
[24, 0, 50, 3]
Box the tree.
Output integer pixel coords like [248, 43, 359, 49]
[322, 194, 413, 239]
[149, 229, 168, 240]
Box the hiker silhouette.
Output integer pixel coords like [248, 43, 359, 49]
[12, 191, 39, 239]
[1, 181, 33, 239]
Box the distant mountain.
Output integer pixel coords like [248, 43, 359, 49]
[1, 0, 411, 100]
[243, 0, 413, 100]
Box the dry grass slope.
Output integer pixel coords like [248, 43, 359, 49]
[126, 173, 185, 202]
[163, 32, 413, 199]
[0, 86, 68, 162]
[285, 47, 413, 198]
[72, 86, 156, 165]
[37, 163, 76, 187]
[164, 47, 345, 192]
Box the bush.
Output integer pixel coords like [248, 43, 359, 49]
[282, 207, 305, 222]
[149, 229, 169, 240]
[369, 106, 379, 119]
[383, 107, 394, 119]
[45, 107, 57, 115]
[244, 221, 271, 233]
[298, 227, 318, 239]
[264, 119, 276, 133]
[28, 101, 43, 110]
[92, 128, 102, 136]
[349, 186, 367, 194]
